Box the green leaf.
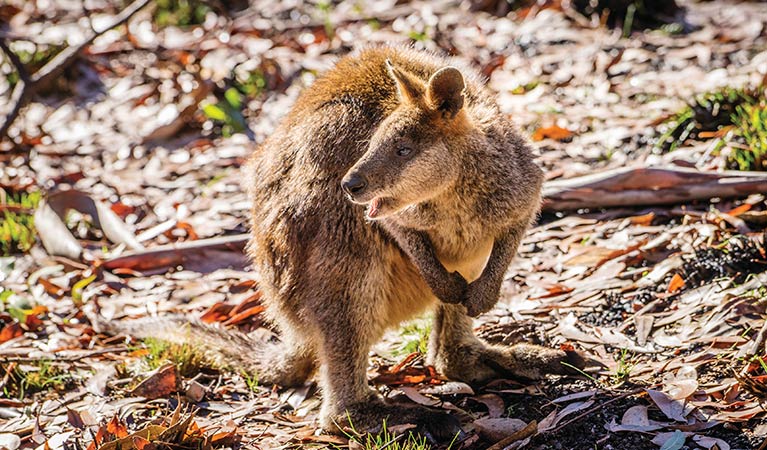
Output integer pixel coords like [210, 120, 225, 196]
[0, 289, 13, 303]
[202, 103, 227, 121]
[72, 274, 96, 305]
[224, 88, 242, 109]
[228, 110, 247, 133]
[660, 431, 686, 450]
[8, 306, 26, 324]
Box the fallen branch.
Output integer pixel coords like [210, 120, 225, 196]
[542, 166, 767, 211]
[102, 233, 249, 272]
[0, 0, 152, 139]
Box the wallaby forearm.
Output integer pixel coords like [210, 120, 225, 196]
[382, 221, 467, 304]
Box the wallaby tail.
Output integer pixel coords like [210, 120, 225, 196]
[84, 306, 267, 374]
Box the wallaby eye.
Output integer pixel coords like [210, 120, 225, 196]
[396, 146, 413, 157]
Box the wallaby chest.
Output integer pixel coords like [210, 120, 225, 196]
[430, 229, 493, 283]
[394, 201, 494, 282]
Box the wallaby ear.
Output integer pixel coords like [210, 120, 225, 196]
[427, 66, 465, 118]
[386, 59, 426, 104]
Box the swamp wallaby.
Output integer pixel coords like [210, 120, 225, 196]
[91, 46, 587, 440]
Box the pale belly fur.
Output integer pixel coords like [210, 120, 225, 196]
[437, 237, 494, 283]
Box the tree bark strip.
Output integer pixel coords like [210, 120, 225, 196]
[542, 166, 767, 211]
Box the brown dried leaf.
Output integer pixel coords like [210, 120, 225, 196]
[130, 364, 179, 400]
[98, 424, 167, 450]
[0, 434, 21, 450]
[667, 273, 685, 293]
[372, 365, 440, 386]
[107, 416, 129, 439]
[532, 125, 573, 142]
[647, 389, 690, 422]
[735, 372, 767, 400]
[606, 405, 666, 432]
[66, 409, 85, 429]
[537, 400, 594, 432]
[419, 381, 474, 396]
[663, 366, 698, 400]
[0, 322, 23, 343]
[473, 393, 506, 418]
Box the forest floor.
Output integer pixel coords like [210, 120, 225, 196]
[1, 0, 767, 449]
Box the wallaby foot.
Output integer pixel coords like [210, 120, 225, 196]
[428, 304, 590, 385]
[437, 342, 588, 384]
[326, 398, 462, 443]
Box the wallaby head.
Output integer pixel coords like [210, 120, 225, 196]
[342, 60, 470, 220]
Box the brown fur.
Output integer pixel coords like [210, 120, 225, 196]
[245, 46, 584, 437]
[90, 46, 589, 440]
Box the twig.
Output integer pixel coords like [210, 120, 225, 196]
[0, 362, 17, 391]
[2, 346, 130, 363]
[0, 38, 29, 83]
[0, 0, 152, 139]
[485, 420, 538, 450]
[0, 38, 31, 139]
[0, 204, 33, 214]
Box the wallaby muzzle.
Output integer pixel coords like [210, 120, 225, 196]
[341, 172, 368, 199]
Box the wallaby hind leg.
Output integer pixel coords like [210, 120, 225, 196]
[427, 304, 587, 384]
[314, 302, 461, 442]
[315, 316, 380, 430]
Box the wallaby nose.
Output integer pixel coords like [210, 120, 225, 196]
[342, 174, 367, 196]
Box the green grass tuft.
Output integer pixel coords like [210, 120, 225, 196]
[140, 337, 209, 377]
[153, 0, 211, 27]
[730, 100, 767, 171]
[233, 69, 267, 98]
[657, 85, 767, 171]
[0, 189, 40, 256]
[3, 360, 73, 398]
[343, 420, 435, 450]
[394, 317, 432, 357]
[241, 370, 259, 392]
[612, 348, 634, 384]
[202, 87, 248, 137]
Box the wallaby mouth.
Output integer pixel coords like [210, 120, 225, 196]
[367, 197, 384, 219]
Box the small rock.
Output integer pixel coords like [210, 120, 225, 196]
[185, 380, 206, 402]
[473, 417, 528, 443]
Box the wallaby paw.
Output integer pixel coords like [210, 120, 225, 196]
[462, 280, 498, 318]
[433, 271, 468, 305]
[326, 400, 463, 444]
